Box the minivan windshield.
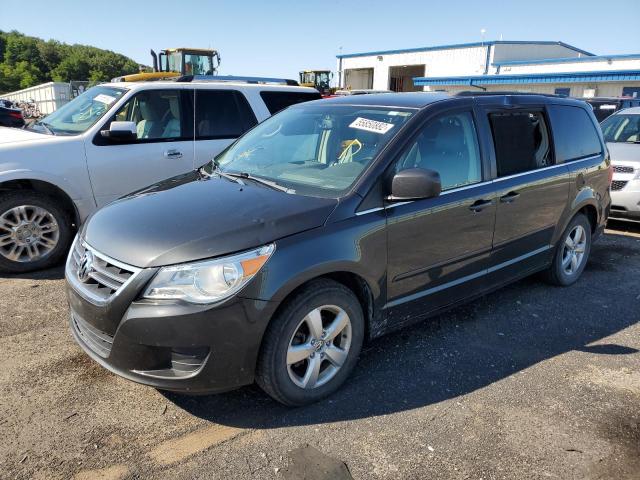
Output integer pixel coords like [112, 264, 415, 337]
[212, 104, 415, 197]
[601, 113, 640, 143]
[31, 86, 126, 135]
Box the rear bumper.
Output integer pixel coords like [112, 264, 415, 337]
[67, 282, 277, 394]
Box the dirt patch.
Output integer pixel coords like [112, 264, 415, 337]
[49, 351, 111, 382]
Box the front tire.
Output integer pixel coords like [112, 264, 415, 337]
[0, 192, 73, 274]
[545, 213, 591, 286]
[256, 279, 364, 406]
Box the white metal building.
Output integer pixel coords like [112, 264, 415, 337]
[336, 41, 640, 98]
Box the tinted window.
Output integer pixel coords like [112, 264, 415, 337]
[260, 91, 322, 114]
[396, 111, 482, 190]
[195, 90, 257, 139]
[489, 111, 552, 177]
[114, 90, 185, 140]
[548, 105, 602, 162]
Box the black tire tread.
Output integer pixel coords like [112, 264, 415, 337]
[0, 191, 73, 274]
[544, 213, 591, 286]
[256, 278, 362, 406]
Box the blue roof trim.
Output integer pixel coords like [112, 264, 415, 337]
[336, 40, 594, 59]
[413, 70, 640, 86]
[493, 53, 640, 66]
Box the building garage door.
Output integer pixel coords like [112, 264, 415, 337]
[344, 68, 373, 90]
[389, 65, 425, 92]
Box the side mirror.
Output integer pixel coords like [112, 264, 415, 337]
[389, 168, 441, 201]
[101, 121, 137, 142]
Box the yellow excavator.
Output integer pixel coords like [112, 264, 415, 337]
[299, 70, 334, 96]
[113, 48, 221, 82]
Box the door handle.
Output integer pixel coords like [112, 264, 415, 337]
[164, 149, 183, 159]
[500, 191, 520, 203]
[469, 199, 493, 212]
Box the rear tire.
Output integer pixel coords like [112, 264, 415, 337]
[0, 192, 73, 274]
[256, 279, 364, 406]
[544, 213, 591, 286]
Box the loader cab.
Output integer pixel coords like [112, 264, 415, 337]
[299, 70, 333, 96]
[157, 48, 220, 76]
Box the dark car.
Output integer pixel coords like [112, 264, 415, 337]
[66, 92, 611, 406]
[583, 97, 640, 122]
[0, 99, 25, 128]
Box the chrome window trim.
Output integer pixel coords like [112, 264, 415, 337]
[355, 154, 603, 216]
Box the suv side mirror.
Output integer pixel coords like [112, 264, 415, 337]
[389, 168, 442, 201]
[101, 121, 137, 142]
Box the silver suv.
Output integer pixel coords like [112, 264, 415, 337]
[0, 79, 319, 273]
[601, 107, 640, 221]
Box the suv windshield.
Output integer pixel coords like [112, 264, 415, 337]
[601, 113, 640, 143]
[213, 104, 415, 197]
[32, 86, 126, 135]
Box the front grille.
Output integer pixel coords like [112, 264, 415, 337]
[72, 313, 114, 358]
[613, 165, 635, 174]
[68, 239, 140, 302]
[611, 180, 628, 191]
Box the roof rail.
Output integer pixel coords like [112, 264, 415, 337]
[176, 75, 300, 86]
[455, 91, 564, 98]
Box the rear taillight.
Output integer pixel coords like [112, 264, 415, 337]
[8, 111, 23, 120]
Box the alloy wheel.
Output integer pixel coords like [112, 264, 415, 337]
[0, 205, 59, 263]
[286, 305, 352, 389]
[561, 224, 587, 276]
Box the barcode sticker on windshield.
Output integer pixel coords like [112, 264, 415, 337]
[349, 117, 394, 134]
[94, 94, 116, 104]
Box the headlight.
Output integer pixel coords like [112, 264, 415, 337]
[143, 244, 275, 304]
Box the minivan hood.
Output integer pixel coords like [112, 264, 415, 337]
[0, 126, 52, 144]
[607, 142, 640, 164]
[83, 172, 338, 268]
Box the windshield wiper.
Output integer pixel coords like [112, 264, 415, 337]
[200, 161, 245, 186]
[229, 172, 295, 194]
[34, 120, 56, 136]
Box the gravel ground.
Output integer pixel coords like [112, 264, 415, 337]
[0, 221, 639, 480]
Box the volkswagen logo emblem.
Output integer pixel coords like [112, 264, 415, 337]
[77, 251, 94, 282]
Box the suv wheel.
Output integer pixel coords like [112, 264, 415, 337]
[0, 192, 73, 274]
[256, 279, 364, 406]
[545, 213, 591, 286]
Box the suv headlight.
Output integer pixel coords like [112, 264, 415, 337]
[143, 244, 275, 304]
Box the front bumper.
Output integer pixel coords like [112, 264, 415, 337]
[610, 176, 640, 219]
[66, 277, 277, 394]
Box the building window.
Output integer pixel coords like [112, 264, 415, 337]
[622, 87, 640, 98]
[554, 88, 570, 97]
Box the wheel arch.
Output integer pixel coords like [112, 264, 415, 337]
[0, 178, 80, 227]
[266, 269, 377, 343]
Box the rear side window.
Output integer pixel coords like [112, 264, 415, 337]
[548, 105, 602, 162]
[195, 90, 257, 139]
[260, 91, 322, 114]
[489, 110, 553, 177]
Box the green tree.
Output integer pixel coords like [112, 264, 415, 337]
[0, 30, 139, 93]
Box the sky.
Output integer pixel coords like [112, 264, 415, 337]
[1, 0, 639, 80]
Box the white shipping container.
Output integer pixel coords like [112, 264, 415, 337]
[1, 82, 72, 115]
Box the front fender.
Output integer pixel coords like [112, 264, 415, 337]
[0, 169, 95, 222]
[241, 212, 388, 309]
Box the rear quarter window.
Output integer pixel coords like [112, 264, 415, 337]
[548, 105, 602, 162]
[260, 91, 322, 115]
[195, 89, 257, 139]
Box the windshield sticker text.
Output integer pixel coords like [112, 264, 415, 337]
[94, 94, 117, 105]
[349, 117, 395, 135]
